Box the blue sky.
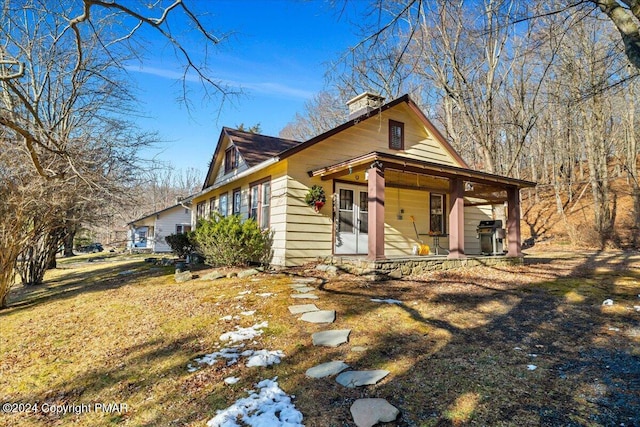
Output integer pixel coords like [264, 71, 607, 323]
[127, 0, 370, 176]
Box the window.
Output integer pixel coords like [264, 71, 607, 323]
[250, 179, 271, 229]
[176, 224, 192, 234]
[196, 201, 206, 219]
[225, 146, 239, 173]
[232, 188, 242, 215]
[209, 197, 216, 217]
[430, 193, 445, 234]
[219, 193, 228, 217]
[389, 119, 404, 150]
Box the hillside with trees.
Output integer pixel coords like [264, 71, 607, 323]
[281, 0, 640, 250]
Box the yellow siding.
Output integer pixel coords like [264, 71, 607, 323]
[384, 187, 430, 257]
[192, 161, 289, 265]
[194, 101, 468, 266]
[288, 104, 460, 176]
[464, 205, 495, 255]
[283, 173, 333, 265]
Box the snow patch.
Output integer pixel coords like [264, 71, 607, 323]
[257, 293, 274, 297]
[224, 377, 240, 385]
[220, 322, 268, 343]
[192, 345, 247, 369]
[241, 310, 256, 316]
[527, 364, 537, 371]
[246, 350, 285, 368]
[189, 347, 284, 370]
[602, 299, 614, 306]
[206, 378, 303, 427]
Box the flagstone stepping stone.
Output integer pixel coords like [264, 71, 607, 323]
[300, 310, 336, 324]
[237, 268, 259, 278]
[312, 329, 351, 347]
[288, 304, 319, 315]
[306, 361, 349, 378]
[291, 293, 319, 299]
[174, 270, 193, 283]
[336, 370, 390, 388]
[291, 277, 317, 283]
[200, 271, 225, 281]
[291, 286, 315, 293]
[350, 398, 400, 427]
[289, 283, 310, 289]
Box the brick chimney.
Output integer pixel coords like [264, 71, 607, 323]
[346, 92, 385, 120]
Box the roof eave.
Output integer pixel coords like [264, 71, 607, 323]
[308, 152, 536, 189]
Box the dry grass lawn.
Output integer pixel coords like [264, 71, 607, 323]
[1, 250, 639, 426]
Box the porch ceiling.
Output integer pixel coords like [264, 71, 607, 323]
[308, 151, 536, 193]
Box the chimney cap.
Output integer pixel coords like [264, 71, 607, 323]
[346, 92, 386, 120]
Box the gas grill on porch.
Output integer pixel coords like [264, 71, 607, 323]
[476, 220, 505, 255]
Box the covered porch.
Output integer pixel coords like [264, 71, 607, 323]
[308, 151, 536, 262]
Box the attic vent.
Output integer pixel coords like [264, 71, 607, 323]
[346, 92, 385, 120]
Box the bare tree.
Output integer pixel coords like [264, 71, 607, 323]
[592, 0, 640, 69]
[280, 91, 347, 141]
[0, 0, 233, 308]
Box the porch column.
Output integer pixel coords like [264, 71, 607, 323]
[506, 186, 523, 257]
[368, 160, 385, 260]
[448, 178, 466, 259]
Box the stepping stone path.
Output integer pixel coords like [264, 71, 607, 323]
[288, 304, 319, 315]
[350, 398, 400, 427]
[287, 275, 399, 426]
[291, 293, 319, 299]
[300, 310, 336, 324]
[336, 370, 390, 388]
[311, 329, 350, 347]
[305, 361, 349, 378]
[289, 285, 315, 293]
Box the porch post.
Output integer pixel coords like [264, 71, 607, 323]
[506, 186, 523, 257]
[448, 178, 466, 259]
[368, 160, 385, 260]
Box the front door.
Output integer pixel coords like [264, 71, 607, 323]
[335, 184, 368, 254]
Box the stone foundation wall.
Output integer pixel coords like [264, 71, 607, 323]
[321, 256, 523, 281]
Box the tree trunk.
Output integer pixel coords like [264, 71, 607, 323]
[63, 228, 75, 257]
[0, 291, 7, 310]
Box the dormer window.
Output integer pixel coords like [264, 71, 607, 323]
[225, 146, 239, 173]
[389, 120, 404, 150]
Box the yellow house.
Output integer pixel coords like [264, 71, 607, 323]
[191, 93, 535, 267]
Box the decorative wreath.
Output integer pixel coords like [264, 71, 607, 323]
[305, 185, 327, 212]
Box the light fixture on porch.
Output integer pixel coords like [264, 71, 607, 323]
[464, 182, 474, 192]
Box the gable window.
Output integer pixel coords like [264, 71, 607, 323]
[176, 224, 192, 234]
[196, 201, 206, 219]
[389, 120, 404, 150]
[225, 146, 239, 173]
[232, 188, 242, 216]
[430, 193, 445, 234]
[219, 193, 228, 217]
[250, 178, 271, 229]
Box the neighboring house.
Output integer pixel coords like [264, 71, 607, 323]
[191, 92, 535, 267]
[127, 199, 193, 253]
